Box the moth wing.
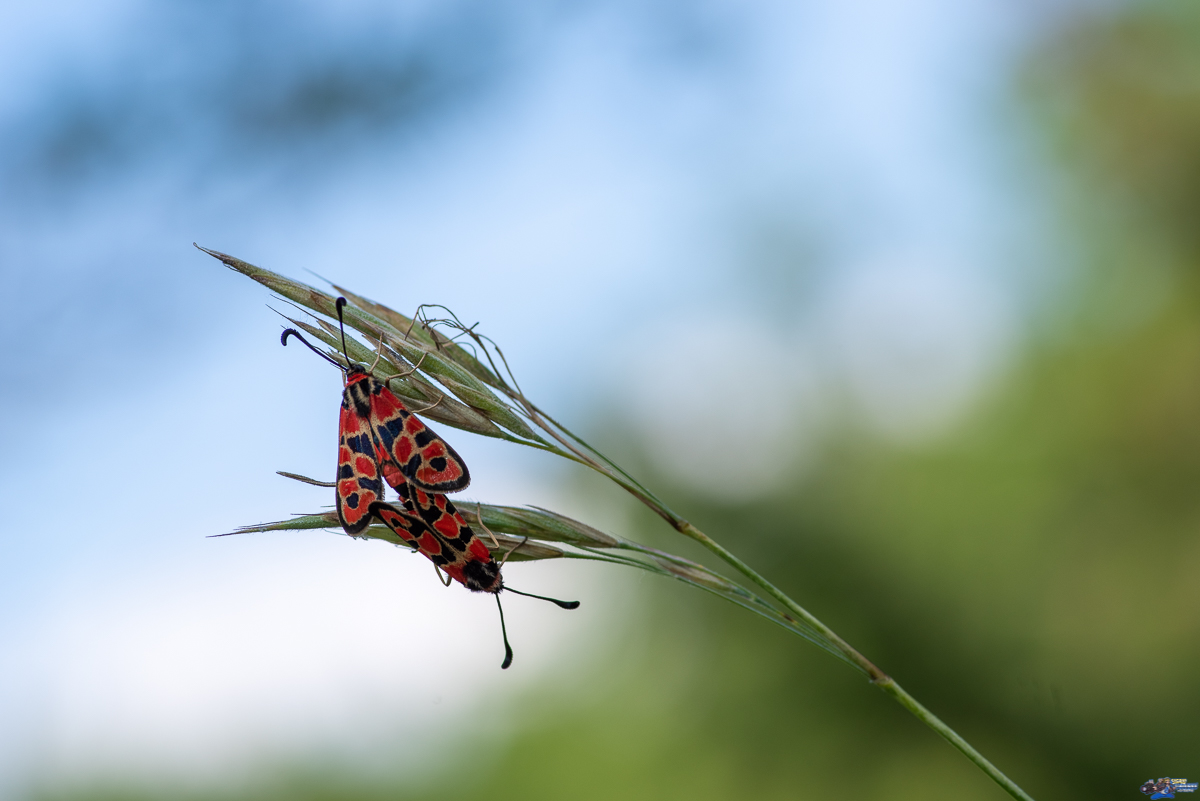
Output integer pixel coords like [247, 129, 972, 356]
[369, 501, 443, 559]
[336, 400, 384, 535]
[367, 380, 471, 494]
[405, 486, 500, 592]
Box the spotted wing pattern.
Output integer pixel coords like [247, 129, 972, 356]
[368, 501, 437, 553]
[341, 369, 469, 494]
[369, 381, 470, 493]
[335, 400, 383, 535]
[393, 481, 502, 593]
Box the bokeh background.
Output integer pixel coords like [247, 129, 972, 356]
[1, 0, 1197, 799]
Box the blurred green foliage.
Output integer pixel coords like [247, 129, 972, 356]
[38, 1, 1200, 799]
[1030, 0, 1200, 260]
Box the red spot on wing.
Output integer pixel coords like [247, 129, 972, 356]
[371, 387, 405, 418]
[410, 486, 432, 508]
[354, 455, 377, 477]
[381, 462, 405, 490]
[340, 506, 368, 525]
[417, 531, 441, 555]
[415, 462, 464, 487]
[394, 435, 414, 464]
[434, 516, 458, 538]
[340, 406, 365, 432]
[468, 539, 491, 561]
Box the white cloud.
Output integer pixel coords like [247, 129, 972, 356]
[824, 250, 1015, 440]
[624, 311, 827, 501]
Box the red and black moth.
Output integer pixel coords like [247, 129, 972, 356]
[282, 297, 578, 668]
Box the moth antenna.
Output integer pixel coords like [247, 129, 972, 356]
[281, 329, 344, 370]
[276, 471, 336, 488]
[335, 297, 353, 366]
[496, 594, 514, 669]
[503, 586, 581, 610]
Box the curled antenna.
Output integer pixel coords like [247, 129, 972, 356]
[504, 586, 581, 610]
[281, 328, 345, 370]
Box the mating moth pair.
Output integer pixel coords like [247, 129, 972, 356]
[282, 298, 578, 669]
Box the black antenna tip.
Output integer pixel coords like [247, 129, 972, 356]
[336, 297, 347, 314]
[495, 593, 515, 670]
[278, 328, 345, 369]
[503, 586, 581, 610]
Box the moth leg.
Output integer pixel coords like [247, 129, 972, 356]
[382, 350, 429, 389]
[406, 393, 445, 416]
[368, 330, 387, 373]
[498, 536, 529, 568]
[475, 502, 501, 550]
